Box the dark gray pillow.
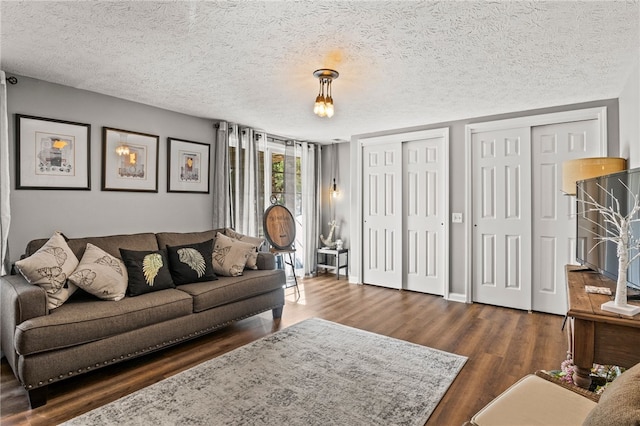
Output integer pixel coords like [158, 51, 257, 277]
[166, 239, 217, 285]
[120, 248, 175, 296]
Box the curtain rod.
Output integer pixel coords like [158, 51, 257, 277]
[214, 122, 318, 146]
[267, 135, 319, 147]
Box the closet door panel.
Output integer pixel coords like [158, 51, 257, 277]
[472, 127, 532, 310]
[362, 143, 402, 289]
[532, 119, 602, 315]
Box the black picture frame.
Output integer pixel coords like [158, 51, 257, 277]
[102, 127, 159, 192]
[167, 137, 211, 194]
[15, 114, 91, 190]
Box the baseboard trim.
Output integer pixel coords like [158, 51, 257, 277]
[446, 292, 468, 304]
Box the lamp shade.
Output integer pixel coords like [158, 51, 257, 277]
[562, 157, 627, 195]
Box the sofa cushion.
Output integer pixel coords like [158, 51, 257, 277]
[15, 231, 80, 310]
[68, 243, 128, 301]
[212, 232, 255, 276]
[167, 239, 217, 285]
[14, 289, 193, 356]
[120, 249, 176, 296]
[470, 374, 597, 426]
[176, 269, 286, 313]
[583, 362, 640, 426]
[155, 229, 225, 250]
[25, 232, 159, 260]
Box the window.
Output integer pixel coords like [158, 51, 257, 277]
[229, 137, 305, 274]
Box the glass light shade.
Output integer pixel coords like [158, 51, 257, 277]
[325, 97, 334, 118]
[562, 157, 627, 195]
[313, 95, 325, 115]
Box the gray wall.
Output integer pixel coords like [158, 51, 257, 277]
[337, 98, 619, 297]
[320, 142, 350, 249]
[6, 76, 216, 261]
[619, 58, 640, 168]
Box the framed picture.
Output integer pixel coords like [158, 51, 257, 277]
[15, 114, 91, 190]
[102, 127, 159, 192]
[167, 137, 210, 193]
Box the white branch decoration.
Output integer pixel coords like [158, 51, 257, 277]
[578, 180, 640, 315]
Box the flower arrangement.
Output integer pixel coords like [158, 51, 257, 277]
[551, 354, 625, 394]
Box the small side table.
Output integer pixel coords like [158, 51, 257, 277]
[317, 248, 348, 280]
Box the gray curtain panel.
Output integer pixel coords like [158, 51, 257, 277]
[0, 71, 11, 276]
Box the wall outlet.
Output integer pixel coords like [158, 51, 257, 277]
[452, 213, 463, 223]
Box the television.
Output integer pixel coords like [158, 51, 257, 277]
[576, 166, 640, 291]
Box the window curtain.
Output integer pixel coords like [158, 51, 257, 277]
[213, 122, 265, 236]
[212, 121, 232, 229]
[300, 142, 321, 276]
[235, 126, 266, 236]
[0, 72, 10, 276]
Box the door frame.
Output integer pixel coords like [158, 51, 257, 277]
[352, 127, 450, 297]
[464, 107, 608, 303]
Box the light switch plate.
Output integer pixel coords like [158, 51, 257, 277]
[452, 213, 463, 223]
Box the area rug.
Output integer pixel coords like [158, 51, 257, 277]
[63, 318, 467, 426]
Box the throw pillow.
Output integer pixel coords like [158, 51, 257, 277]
[14, 231, 79, 309]
[212, 232, 254, 277]
[582, 362, 640, 426]
[68, 243, 128, 301]
[223, 229, 263, 270]
[166, 239, 217, 285]
[41, 280, 78, 310]
[224, 228, 265, 249]
[119, 248, 175, 296]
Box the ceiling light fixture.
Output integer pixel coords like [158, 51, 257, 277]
[313, 69, 339, 118]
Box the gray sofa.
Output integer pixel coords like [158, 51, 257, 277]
[0, 229, 285, 408]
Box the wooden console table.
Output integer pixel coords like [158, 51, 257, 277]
[565, 265, 640, 388]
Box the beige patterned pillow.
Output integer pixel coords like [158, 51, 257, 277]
[14, 231, 79, 309]
[68, 243, 128, 301]
[223, 229, 262, 269]
[212, 232, 254, 276]
[224, 228, 265, 248]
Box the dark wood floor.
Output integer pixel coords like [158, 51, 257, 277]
[1, 274, 568, 426]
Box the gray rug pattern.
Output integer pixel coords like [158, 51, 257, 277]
[63, 318, 467, 426]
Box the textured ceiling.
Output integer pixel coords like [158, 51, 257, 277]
[1, 1, 638, 143]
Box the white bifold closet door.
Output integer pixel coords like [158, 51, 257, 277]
[531, 119, 601, 315]
[362, 132, 447, 295]
[472, 127, 533, 311]
[472, 119, 602, 314]
[362, 143, 403, 289]
[403, 138, 446, 295]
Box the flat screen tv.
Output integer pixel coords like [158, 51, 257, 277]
[576, 166, 640, 290]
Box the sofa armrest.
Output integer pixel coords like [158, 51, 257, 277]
[469, 374, 597, 426]
[1, 274, 48, 371]
[256, 252, 276, 270]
